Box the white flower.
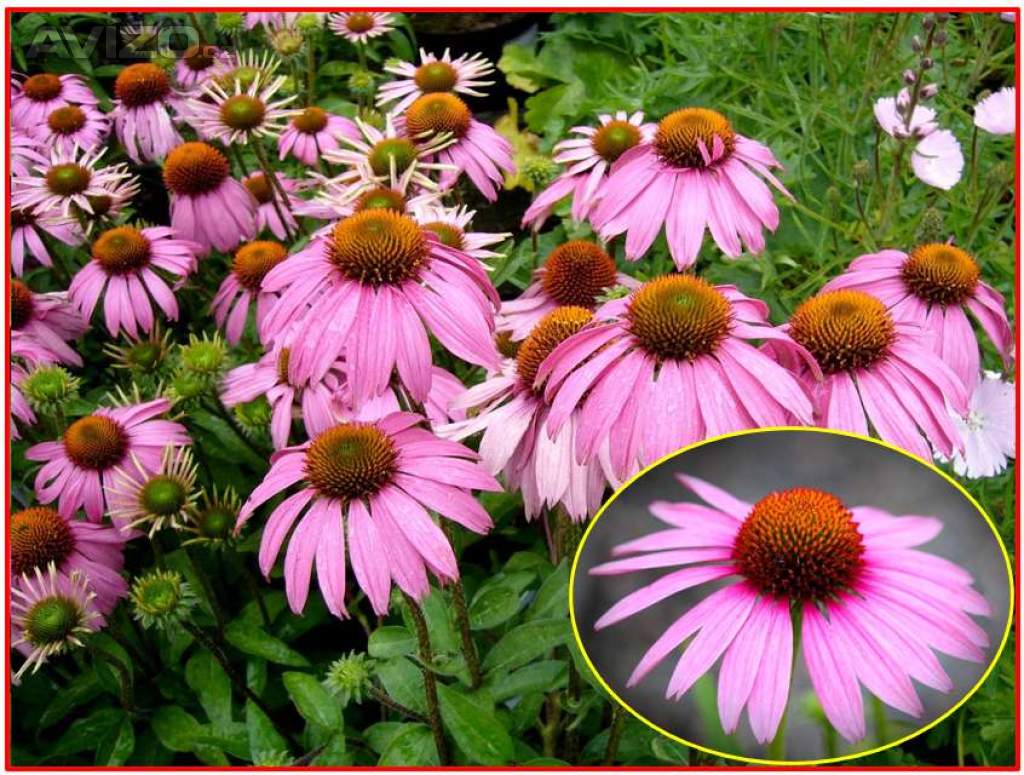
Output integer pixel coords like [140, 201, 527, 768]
[974, 86, 1016, 136]
[943, 372, 1015, 479]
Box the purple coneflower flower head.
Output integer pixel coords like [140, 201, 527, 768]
[259, 209, 501, 405]
[328, 12, 395, 44]
[590, 107, 792, 269]
[498, 240, 636, 341]
[69, 225, 199, 339]
[10, 207, 81, 276]
[11, 72, 97, 130]
[10, 280, 87, 367]
[11, 363, 36, 441]
[943, 372, 1015, 479]
[523, 111, 656, 230]
[12, 131, 48, 176]
[410, 201, 510, 265]
[174, 44, 232, 89]
[242, 172, 303, 240]
[593, 476, 992, 746]
[162, 141, 258, 255]
[26, 397, 189, 521]
[378, 48, 495, 115]
[31, 102, 110, 155]
[111, 63, 184, 163]
[11, 563, 102, 680]
[11, 505, 129, 616]
[777, 289, 969, 460]
[235, 412, 499, 617]
[537, 275, 815, 481]
[188, 73, 297, 146]
[106, 446, 199, 536]
[245, 12, 288, 30]
[821, 244, 1013, 389]
[211, 240, 289, 345]
[278, 106, 360, 166]
[442, 307, 609, 522]
[974, 86, 1016, 136]
[12, 145, 134, 220]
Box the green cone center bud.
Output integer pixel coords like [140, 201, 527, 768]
[414, 61, 458, 93]
[46, 163, 91, 196]
[422, 221, 465, 249]
[140, 578, 180, 614]
[199, 507, 235, 539]
[141, 476, 187, 516]
[26, 597, 80, 645]
[368, 138, 418, 177]
[220, 95, 266, 130]
[182, 342, 225, 373]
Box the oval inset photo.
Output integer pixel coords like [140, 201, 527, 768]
[570, 429, 1013, 765]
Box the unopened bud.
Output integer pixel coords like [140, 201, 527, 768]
[921, 57, 934, 70]
[914, 207, 944, 244]
[852, 160, 871, 185]
[922, 15, 935, 30]
[934, 30, 948, 45]
[911, 35, 924, 52]
[920, 84, 939, 99]
[935, 12, 950, 23]
[903, 69, 917, 85]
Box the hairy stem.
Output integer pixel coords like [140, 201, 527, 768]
[403, 592, 450, 765]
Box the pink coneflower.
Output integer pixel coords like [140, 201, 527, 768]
[378, 48, 494, 115]
[523, 111, 656, 230]
[69, 225, 199, 339]
[11, 72, 97, 130]
[26, 397, 189, 520]
[260, 209, 500, 404]
[442, 308, 608, 522]
[235, 412, 499, 617]
[776, 289, 968, 460]
[106, 446, 199, 536]
[592, 476, 991, 746]
[11, 564, 102, 680]
[111, 63, 184, 163]
[10, 207, 81, 276]
[242, 172, 303, 240]
[401, 93, 515, 202]
[12, 131, 48, 176]
[245, 12, 285, 29]
[12, 145, 134, 220]
[11, 505, 128, 615]
[188, 73, 297, 146]
[410, 201, 510, 264]
[821, 244, 1013, 388]
[11, 280, 87, 367]
[538, 275, 815, 481]
[589, 108, 791, 268]
[974, 87, 1015, 136]
[11, 364, 35, 441]
[211, 240, 289, 345]
[175, 44, 231, 89]
[944, 372, 1015, 479]
[498, 240, 635, 341]
[32, 102, 109, 154]
[328, 12, 395, 44]
[162, 141, 258, 255]
[77, 174, 142, 238]
[874, 91, 963, 190]
[279, 106, 360, 166]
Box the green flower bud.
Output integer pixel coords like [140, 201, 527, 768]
[348, 70, 376, 96]
[21, 366, 80, 412]
[216, 12, 244, 31]
[914, 207, 945, 245]
[269, 27, 304, 58]
[296, 13, 322, 32]
[324, 651, 376, 706]
[180, 332, 228, 377]
[852, 160, 871, 186]
[234, 396, 272, 431]
[521, 156, 560, 188]
[130, 570, 198, 630]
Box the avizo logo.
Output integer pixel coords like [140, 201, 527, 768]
[23, 23, 202, 61]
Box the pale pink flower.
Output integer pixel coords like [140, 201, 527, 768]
[11, 72, 97, 130]
[26, 398, 190, 521]
[974, 87, 1016, 136]
[12, 145, 135, 220]
[10, 207, 81, 276]
[174, 44, 232, 89]
[240, 172, 304, 240]
[590, 108, 792, 268]
[409, 201, 510, 264]
[259, 210, 500, 405]
[111, 63, 184, 163]
[211, 240, 289, 345]
[69, 225, 199, 339]
[236, 412, 499, 617]
[943, 372, 1015, 479]
[498, 240, 636, 341]
[593, 476, 992, 746]
[11, 131, 48, 176]
[162, 142, 258, 255]
[821, 244, 1013, 388]
[245, 12, 285, 29]
[538, 275, 815, 481]
[874, 91, 963, 189]
[378, 48, 495, 115]
[11, 505, 129, 615]
[777, 289, 969, 460]
[187, 73, 297, 146]
[32, 102, 109, 155]
[523, 111, 656, 230]
[328, 12, 395, 44]
[11, 280, 87, 367]
[278, 106, 360, 166]
[874, 91, 938, 138]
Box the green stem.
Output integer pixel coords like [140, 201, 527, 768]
[441, 524, 482, 689]
[230, 547, 271, 628]
[90, 642, 134, 714]
[305, 32, 318, 104]
[602, 705, 625, 765]
[368, 684, 427, 723]
[251, 141, 304, 239]
[956, 710, 967, 766]
[184, 543, 226, 639]
[403, 592, 450, 765]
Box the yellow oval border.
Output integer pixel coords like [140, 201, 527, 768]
[568, 426, 1015, 766]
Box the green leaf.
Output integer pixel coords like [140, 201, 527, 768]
[468, 571, 534, 630]
[367, 626, 415, 658]
[526, 560, 569, 621]
[282, 671, 340, 731]
[150, 706, 201, 753]
[225, 621, 310, 667]
[378, 723, 440, 766]
[51, 708, 125, 757]
[312, 730, 350, 765]
[246, 699, 288, 763]
[488, 660, 568, 703]
[95, 717, 135, 766]
[189, 409, 267, 469]
[482, 618, 569, 675]
[365, 721, 408, 754]
[651, 736, 690, 764]
[185, 651, 233, 729]
[38, 671, 102, 729]
[436, 683, 515, 765]
[375, 657, 427, 714]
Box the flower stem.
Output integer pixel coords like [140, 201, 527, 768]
[368, 684, 427, 723]
[305, 33, 318, 105]
[229, 546, 271, 628]
[184, 542, 226, 639]
[602, 705, 625, 765]
[441, 522, 482, 689]
[402, 592, 450, 765]
[251, 141, 305, 239]
[90, 642, 135, 714]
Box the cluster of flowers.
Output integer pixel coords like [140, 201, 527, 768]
[7, 11, 1014, 688]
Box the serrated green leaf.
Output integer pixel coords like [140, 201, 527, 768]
[468, 571, 534, 630]
[365, 721, 408, 754]
[482, 618, 569, 675]
[185, 651, 232, 729]
[378, 723, 439, 766]
[246, 699, 288, 763]
[375, 657, 427, 714]
[150, 706, 200, 753]
[225, 621, 310, 667]
[526, 559, 569, 621]
[368, 626, 415, 658]
[38, 671, 102, 729]
[436, 683, 515, 765]
[282, 671, 340, 731]
[50, 708, 124, 758]
[488, 660, 568, 703]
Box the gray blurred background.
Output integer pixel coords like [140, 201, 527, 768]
[573, 430, 1012, 761]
